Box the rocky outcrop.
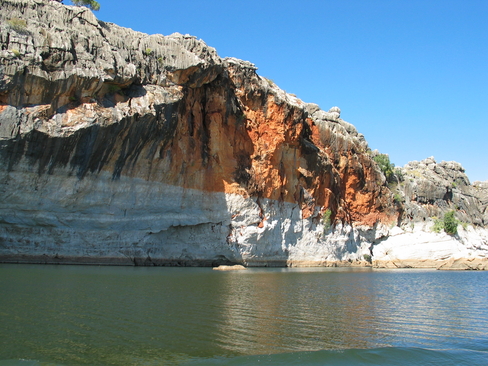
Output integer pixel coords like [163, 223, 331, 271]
[372, 157, 488, 269]
[0, 0, 486, 268]
[395, 157, 487, 226]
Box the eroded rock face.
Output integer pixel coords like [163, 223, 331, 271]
[371, 158, 488, 268]
[0, 0, 486, 267]
[0, 0, 221, 110]
[393, 157, 488, 226]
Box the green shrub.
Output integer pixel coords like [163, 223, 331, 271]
[431, 217, 444, 233]
[143, 48, 153, 56]
[322, 209, 332, 233]
[443, 210, 458, 235]
[431, 211, 459, 235]
[363, 254, 372, 263]
[373, 154, 395, 182]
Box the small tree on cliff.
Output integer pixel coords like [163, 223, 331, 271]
[431, 211, 459, 235]
[71, 0, 100, 11]
[373, 153, 395, 183]
[443, 210, 458, 235]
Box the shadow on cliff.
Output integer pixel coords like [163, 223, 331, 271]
[0, 75, 258, 266]
[0, 98, 177, 181]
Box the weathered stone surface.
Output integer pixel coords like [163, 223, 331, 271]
[472, 180, 488, 221]
[437, 257, 488, 270]
[393, 157, 488, 226]
[0, 0, 222, 112]
[0, 0, 486, 268]
[372, 222, 488, 268]
[369, 157, 488, 268]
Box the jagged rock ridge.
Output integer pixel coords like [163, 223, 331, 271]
[395, 157, 487, 226]
[1, 0, 487, 268]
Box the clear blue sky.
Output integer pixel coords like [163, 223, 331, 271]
[69, 0, 487, 182]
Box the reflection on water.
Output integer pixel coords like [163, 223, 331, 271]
[216, 269, 380, 353]
[0, 265, 487, 365]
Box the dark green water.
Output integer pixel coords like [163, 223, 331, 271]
[0, 265, 487, 365]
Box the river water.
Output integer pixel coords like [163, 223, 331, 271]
[0, 264, 487, 365]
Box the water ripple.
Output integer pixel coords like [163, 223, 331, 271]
[1, 266, 487, 365]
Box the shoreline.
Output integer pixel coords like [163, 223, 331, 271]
[1, 256, 487, 270]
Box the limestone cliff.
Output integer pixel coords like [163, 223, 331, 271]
[1, 0, 487, 268]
